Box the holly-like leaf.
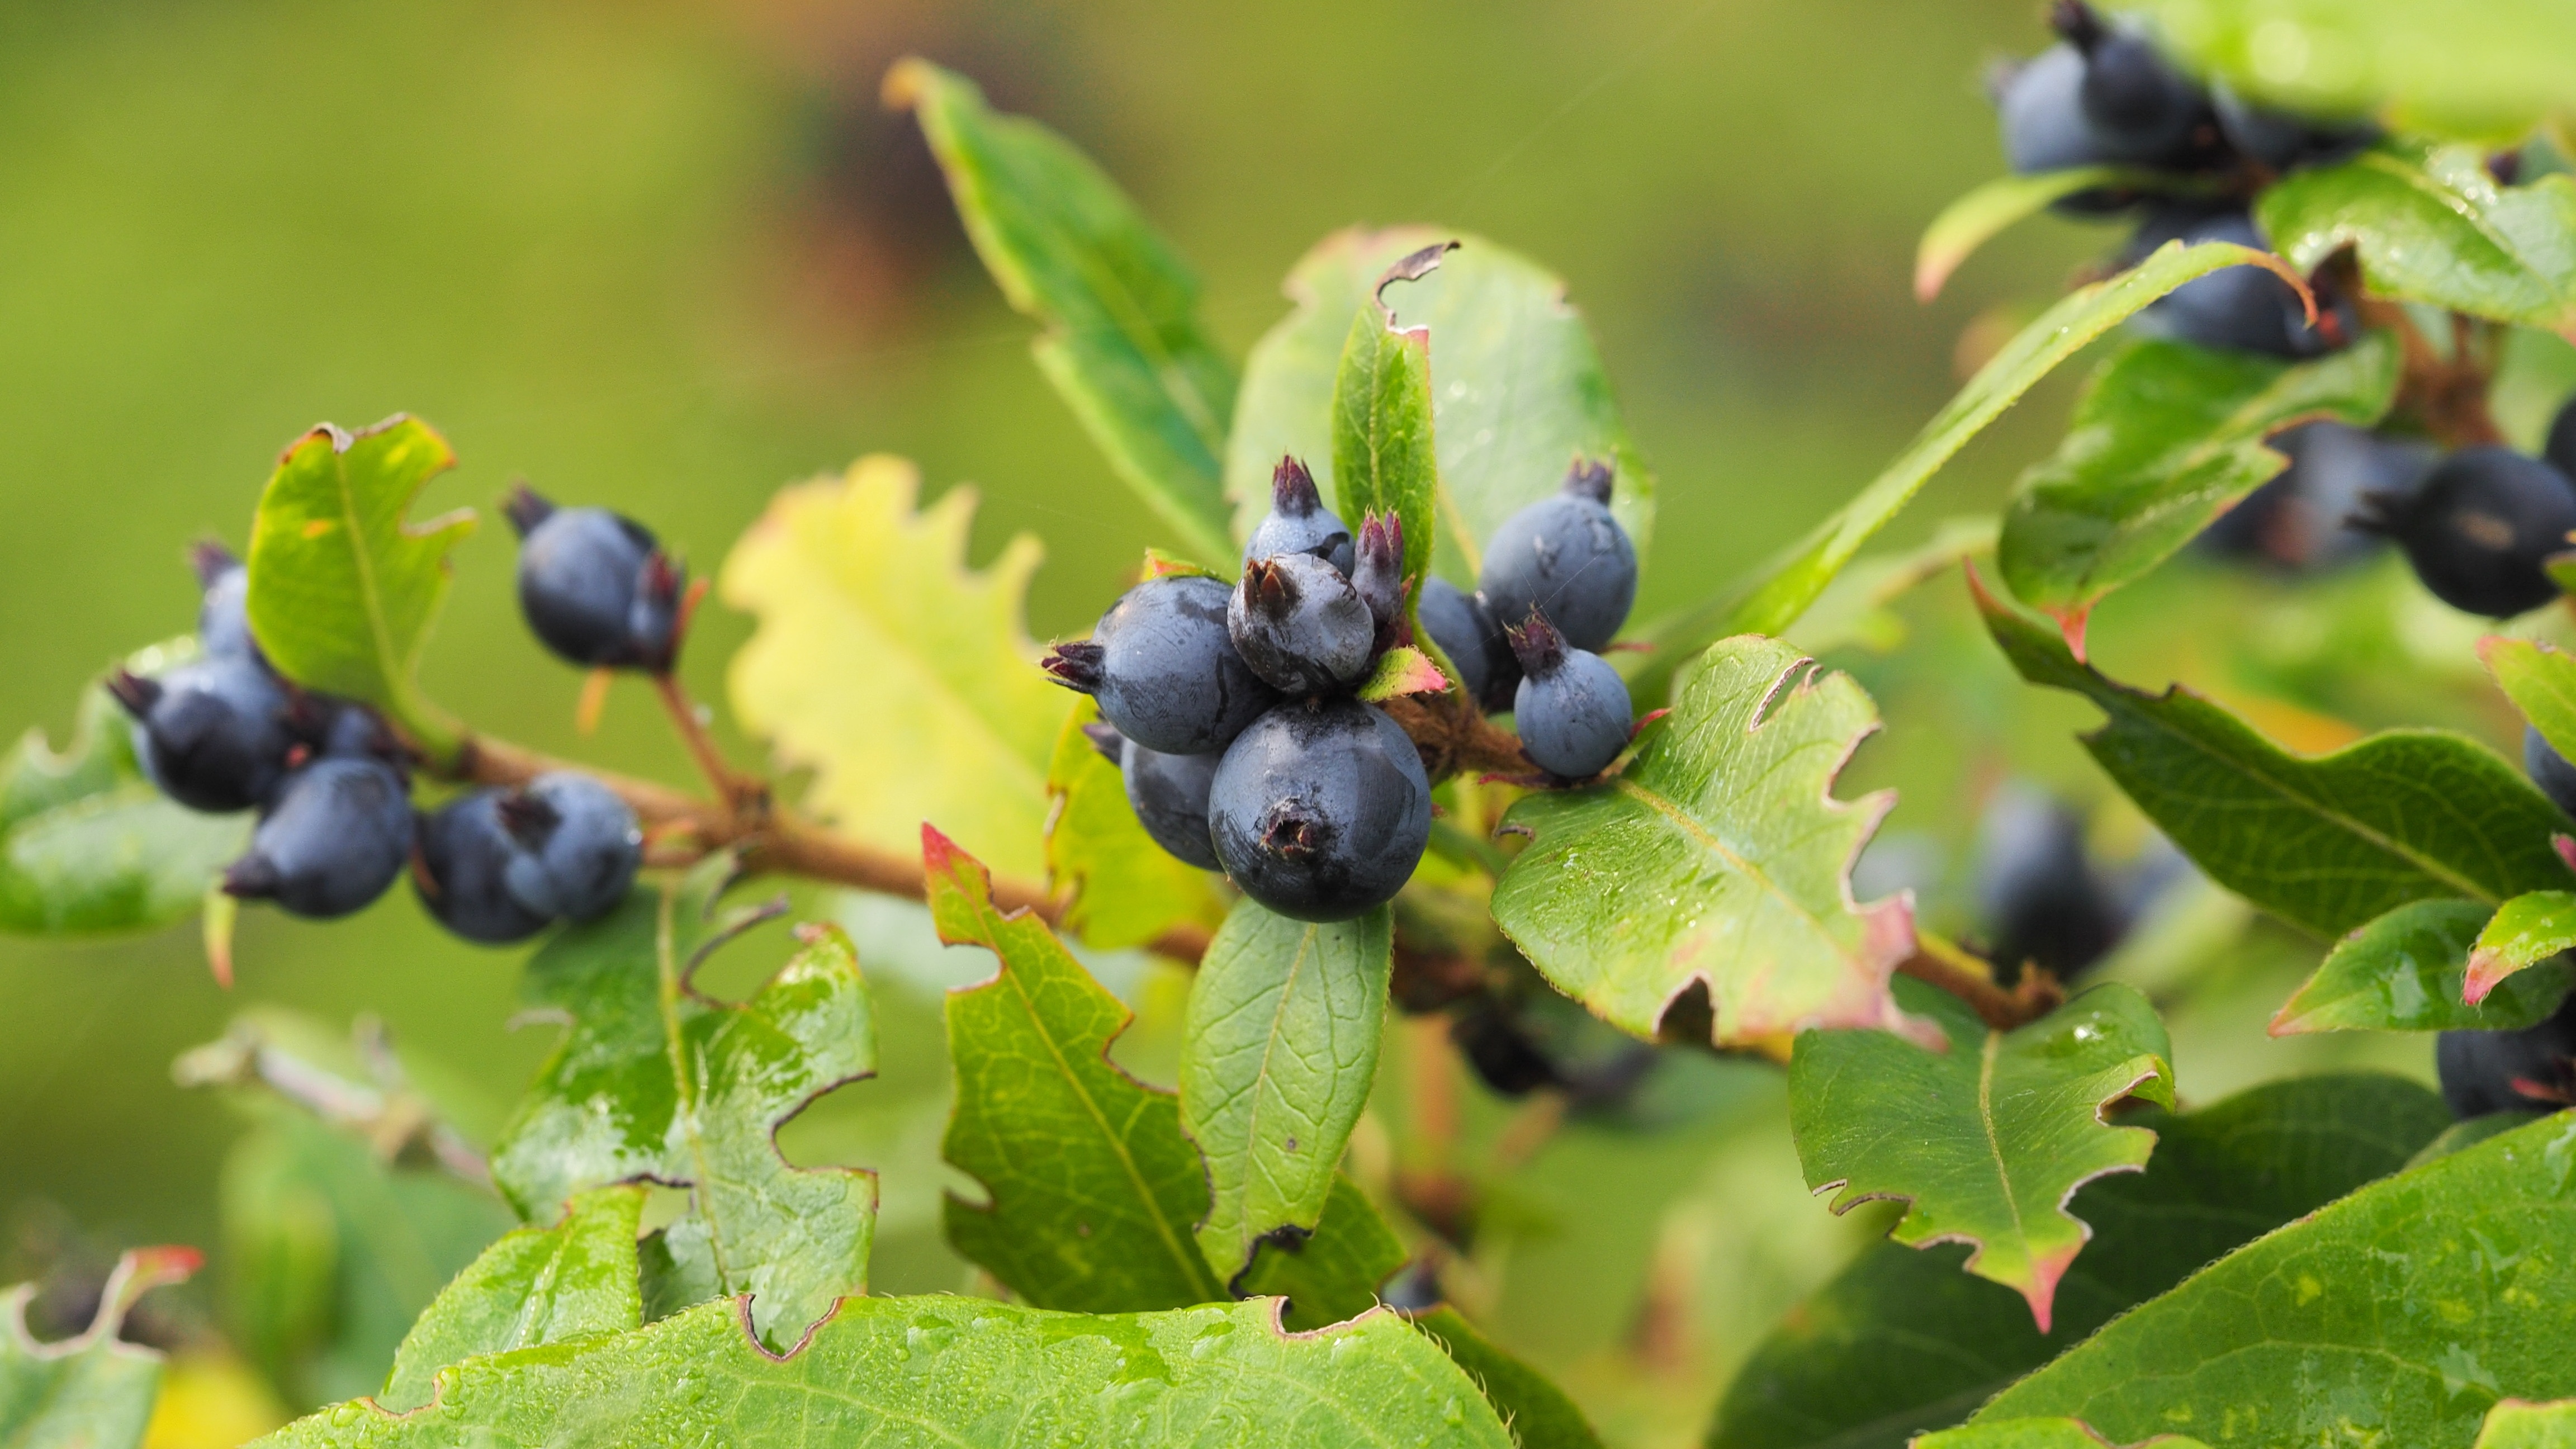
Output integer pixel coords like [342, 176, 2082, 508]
[1999, 334, 2399, 650]
[1915, 1422, 2209, 1449]
[1, 1246, 197, 1449]
[2261, 144, 2576, 332]
[2486, 638, 2576, 773]
[1626, 240, 2307, 706]
[244, 417, 475, 759]
[889, 60, 1237, 566]
[1975, 1113, 2576, 1439]
[487, 858, 877, 1353]
[1490, 635, 1920, 1048]
[1331, 242, 1449, 604]
[1180, 899, 1393, 1285]
[925, 827, 1228, 1312]
[2468, 891, 2576, 1004]
[1712, 1074, 2449, 1449]
[2479, 1400, 2576, 1448]
[378, 1185, 644, 1412]
[1790, 980, 2174, 1333]
[1978, 575, 2571, 937]
[1227, 226, 1655, 583]
[2272, 899, 2573, 1035]
[260, 1295, 1514, 1449]
[1916, 168, 2181, 302]
[723, 454, 1067, 882]
[0, 645, 248, 936]
[1042, 699, 1224, 952]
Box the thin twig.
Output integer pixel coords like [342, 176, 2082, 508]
[652, 672, 761, 814]
[1897, 934, 2062, 1031]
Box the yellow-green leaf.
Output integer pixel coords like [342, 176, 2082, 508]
[379, 1186, 645, 1412]
[2468, 891, 2576, 1004]
[1042, 699, 1224, 953]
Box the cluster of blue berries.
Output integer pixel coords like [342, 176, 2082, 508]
[112, 489, 665, 942]
[1048, 456, 1640, 924]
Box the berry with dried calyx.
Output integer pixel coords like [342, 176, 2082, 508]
[1208, 699, 1431, 922]
[2196, 422, 2431, 572]
[223, 757, 414, 919]
[1088, 721, 1221, 870]
[2360, 446, 2576, 618]
[1351, 512, 1409, 651]
[111, 657, 300, 814]
[2056, 0, 2208, 166]
[506, 484, 686, 673]
[414, 789, 551, 944]
[1508, 609, 1633, 780]
[1044, 575, 1279, 755]
[1228, 551, 1376, 697]
[1242, 456, 1353, 578]
[496, 771, 643, 923]
[1416, 579, 1518, 713]
[1479, 460, 1637, 654]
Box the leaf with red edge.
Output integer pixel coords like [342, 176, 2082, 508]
[1356, 646, 1449, 703]
[1789, 978, 2176, 1333]
[2468, 891, 2576, 1004]
[2, 1245, 199, 1449]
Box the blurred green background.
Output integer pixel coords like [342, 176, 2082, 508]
[0, 1, 2529, 1445]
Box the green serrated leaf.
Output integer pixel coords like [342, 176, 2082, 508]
[257, 1294, 1514, 1449]
[2261, 144, 2576, 332]
[1915, 168, 2191, 302]
[1790, 980, 2174, 1333]
[1915, 1420, 2208, 1449]
[1491, 636, 1919, 1049]
[2479, 1399, 2576, 1448]
[1713, 1074, 2448, 1449]
[2468, 891, 2576, 1003]
[1627, 240, 2303, 706]
[1975, 1112, 2576, 1441]
[722, 454, 1068, 882]
[2273, 899, 2573, 1035]
[0, 645, 249, 936]
[244, 417, 475, 760]
[1228, 226, 1654, 583]
[378, 1185, 644, 1412]
[1977, 575, 2571, 936]
[891, 60, 1237, 566]
[924, 828, 1228, 1312]
[1999, 334, 2399, 646]
[1330, 242, 1447, 606]
[1181, 899, 1393, 1285]
[1043, 698, 1224, 953]
[488, 859, 877, 1352]
[1411, 1307, 1604, 1449]
[1237, 1174, 1404, 1331]
[1, 1247, 197, 1449]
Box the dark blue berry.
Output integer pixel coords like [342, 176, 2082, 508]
[496, 771, 642, 922]
[1087, 721, 1220, 870]
[223, 757, 414, 918]
[506, 485, 685, 672]
[2363, 446, 2576, 618]
[2526, 727, 2576, 820]
[1479, 462, 1637, 655]
[1451, 1001, 1562, 1098]
[1996, 44, 2100, 176]
[2132, 208, 2347, 358]
[2545, 395, 2576, 483]
[2196, 422, 2430, 571]
[1208, 699, 1431, 922]
[414, 790, 551, 944]
[1973, 786, 2125, 985]
[2211, 82, 2378, 172]
[1507, 610, 1632, 780]
[1351, 512, 1408, 653]
[1229, 552, 1376, 697]
[1243, 456, 1353, 578]
[111, 657, 299, 814]
[2059, 2, 2206, 165]
[191, 542, 261, 664]
[1416, 579, 1518, 714]
[2436, 990, 2576, 1119]
[1044, 576, 1280, 755]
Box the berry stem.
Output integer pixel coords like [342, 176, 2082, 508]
[652, 671, 762, 815]
[1899, 930, 2063, 1030]
[2361, 295, 2505, 449]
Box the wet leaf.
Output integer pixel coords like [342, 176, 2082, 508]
[2479, 1399, 2576, 1448]
[1975, 1112, 2576, 1441]
[1491, 635, 1920, 1048]
[378, 1185, 644, 1411]
[2261, 144, 2576, 331]
[244, 417, 475, 759]
[1998, 334, 2399, 649]
[2272, 899, 2573, 1034]
[1790, 980, 2175, 1333]
[2468, 891, 2576, 1003]
[1, 1246, 197, 1449]
[891, 60, 1237, 566]
[1041, 699, 1224, 953]
[487, 858, 876, 1352]
[1712, 1074, 2448, 1449]
[1978, 575, 2570, 936]
[1180, 899, 1392, 1285]
[258, 1295, 1513, 1449]
[1331, 242, 1448, 605]
[723, 454, 1067, 881]
[925, 828, 1228, 1312]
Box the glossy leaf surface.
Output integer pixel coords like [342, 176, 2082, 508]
[2468, 891, 2576, 1003]
[2488, 638, 2576, 764]
[1330, 245, 1445, 605]
[892, 61, 1237, 565]
[2261, 145, 2576, 332]
[1915, 168, 2174, 302]
[1041, 699, 1224, 951]
[723, 454, 1066, 880]
[1491, 636, 1919, 1048]
[1, 1247, 197, 1449]
[378, 1185, 644, 1412]
[1180, 899, 1392, 1284]
[2272, 898, 2573, 1034]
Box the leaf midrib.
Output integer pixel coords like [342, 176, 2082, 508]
[329, 448, 408, 693]
[1609, 774, 1848, 958]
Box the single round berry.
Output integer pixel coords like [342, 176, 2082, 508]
[506, 485, 685, 672]
[1973, 786, 2125, 984]
[2436, 992, 2576, 1120]
[111, 656, 299, 814]
[2368, 446, 2576, 618]
[1229, 552, 1376, 697]
[496, 771, 642, 922]
[1090, 724, 1221, 871]
[2197, 422, 2430, 571]
[2526, 727, 2576, 820]
[1508, 610, 1633, 780]
[1243, 456, 1353, 578]
[223, 757, 414, 919]
[2210, 82, 2377, 171]
[1478, 462, 1637, 654]
[191, 542, 261, 664]
[1351, 512, 1408, 652]
[2132, 208, 2343, 358]
[1208, 699, 1431, 922]
[1996, 43, 2101, 176]
[1417, 579, 1519, 713]
[1044, 575, 1280, 755]
[1451, 1002, 1561, 1098]
[2059, 2, 2206, 165]
[414, 790, 552, 944]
